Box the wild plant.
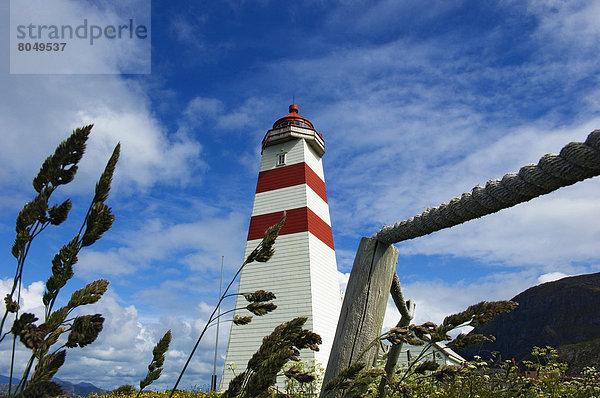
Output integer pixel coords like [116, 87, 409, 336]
[111, 384, 137, 395]
[106, 332, 172, 397]
[221, 316, 322, 398]
[168, 214, 286, 397]
[322, 300, 518, 397]
[138, 330, 172, 397]
[283, 360, 324, 397]
[403, 347, 600, 397]
[0, 125, 119, 397]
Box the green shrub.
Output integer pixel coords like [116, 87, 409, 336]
[113, 384, 137, 395]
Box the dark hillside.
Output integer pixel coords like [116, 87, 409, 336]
[0, 376, 108, 397]
[458, 272, 600, 374]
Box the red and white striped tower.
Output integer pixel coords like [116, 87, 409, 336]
[221, 105, 342, 390]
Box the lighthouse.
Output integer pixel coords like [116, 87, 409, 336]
[221, 105, 342, 390]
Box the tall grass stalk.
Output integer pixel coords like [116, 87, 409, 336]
[1, 126, 119, 397]
[137, 330, 172, 397]
[168, 213, 286, 398]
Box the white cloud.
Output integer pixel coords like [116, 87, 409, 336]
[327, 117, 600, 268]
[182, 97, 225, 126]
[1, 3, 203, 197]
[80, 110, 203, 191]
[334, 266, 598, 340]
[381, 270, 555, 332]
[268, 31, 600, 259]
[0, 74, 204, 197]
[527, 0, 600, 54]
[169, 13, 207, 47]
[60, 290, 227, 390]
[337, 271, 350, 296]
[393, 127, 600, 266]
[77, 209, 247, 279]
[76, 250, 138, 278]
[180, 95, 273, 133]
[0, 279, 46, 322]
[0, 280, 228, 391]
[325, 0, 461, 38]
[537, 272, 569, 284]
[339, 267, 524, 334]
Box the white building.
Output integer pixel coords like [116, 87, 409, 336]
[382, 342, 465, 367]
[221, 105, 342, 390]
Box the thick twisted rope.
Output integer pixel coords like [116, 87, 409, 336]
[373, 129, 600, 244]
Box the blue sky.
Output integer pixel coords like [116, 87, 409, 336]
[2, 0, 600, 392]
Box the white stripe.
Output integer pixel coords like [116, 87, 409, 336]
[259, 139, 305, 171]
[251, 185, 331, 225]
[259, 138, 326, 181]
[306, 185, 331, 225]
[302, 139, 325, 180]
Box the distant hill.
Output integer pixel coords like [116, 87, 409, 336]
[457, 272, 600, 374]
[0, 375, 108, 397]
[0, 375, 19, 385]
[0, 375, 19, 395]
[54, 377, 109, 397]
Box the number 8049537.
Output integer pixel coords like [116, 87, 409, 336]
[18, 42, 67, 51]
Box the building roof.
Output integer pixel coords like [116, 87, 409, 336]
[272, 104, 315, 130]
[262, 104, 325, 156]
[433, 342, 467, 365]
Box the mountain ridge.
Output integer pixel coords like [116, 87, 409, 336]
[457, 272, 600, 374]
[0, 374, 109, 397]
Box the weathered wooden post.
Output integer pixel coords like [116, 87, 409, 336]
[320, 237, 398, 397]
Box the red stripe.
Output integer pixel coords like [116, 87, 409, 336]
[305, 165, 328, 203]
[256, 163, 305, 193]
[247, 207, 334, 250]
[256, 163, 328, 203]
[306, 207, 335, 249]
[248, 208, 308, 241]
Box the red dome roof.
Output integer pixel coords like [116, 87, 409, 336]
[273, 104, 314, 129]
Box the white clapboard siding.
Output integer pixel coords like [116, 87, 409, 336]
[251, 185, 331, 224]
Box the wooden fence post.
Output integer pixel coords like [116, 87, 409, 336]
[321, 237, 399, 397]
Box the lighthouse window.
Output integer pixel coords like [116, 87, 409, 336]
[276, 153, 287, 166]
